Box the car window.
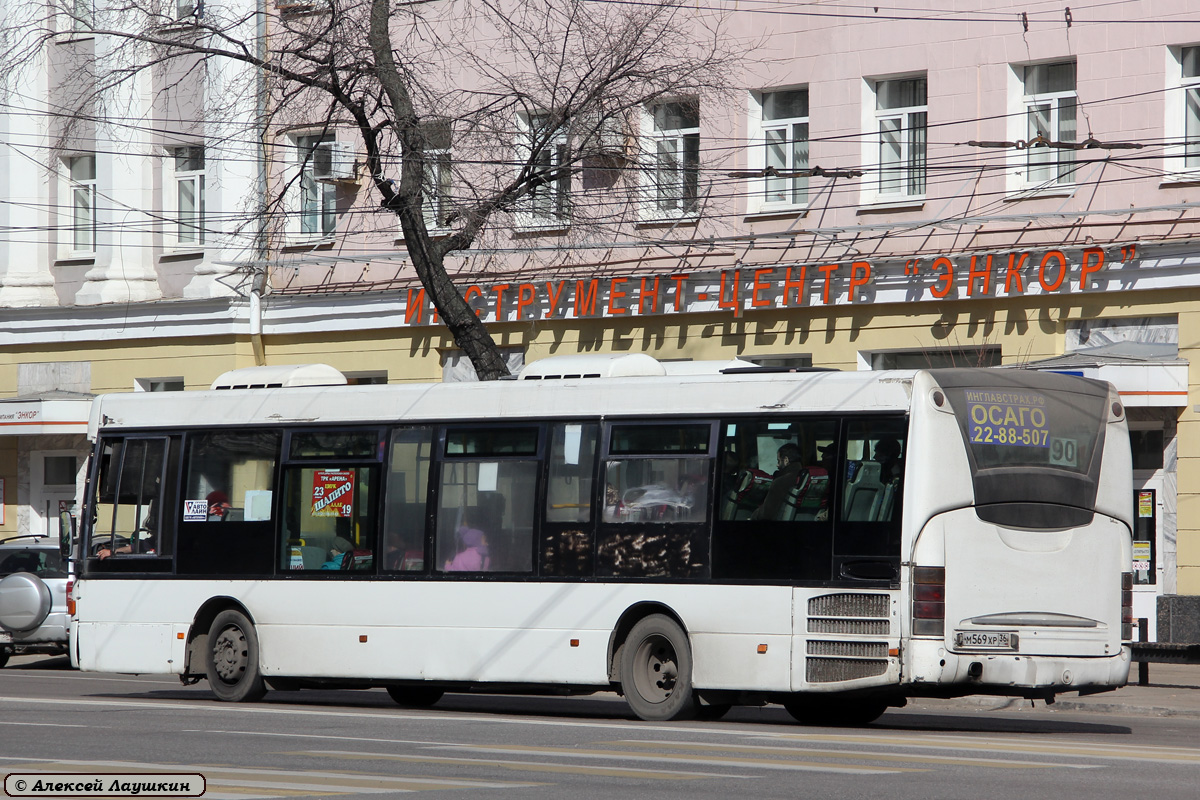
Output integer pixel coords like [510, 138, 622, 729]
[0, 548, 67, 579]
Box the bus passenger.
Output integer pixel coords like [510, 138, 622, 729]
[207, 491, 232, 521]
[445, 525, 490, 572]
[321, 537, 354, 570]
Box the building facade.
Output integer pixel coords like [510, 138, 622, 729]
[1, 1, 1199, 636]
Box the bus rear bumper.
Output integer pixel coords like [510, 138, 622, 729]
[903, 639, 1131, 700]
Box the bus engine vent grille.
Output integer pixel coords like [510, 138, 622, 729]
[805, 641, 890, 683]
[807, 640, 889, 659]
[808, 618, 890, 635]
[808, 593, 890, 618]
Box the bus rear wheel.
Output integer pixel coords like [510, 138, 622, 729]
[386, 686, 444, 707]
[206, 610, 266, 703]
[620, 614, 699, 721]
[782, 695, 887, 726]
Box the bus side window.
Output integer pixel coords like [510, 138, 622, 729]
[177, 431, 281, 576]
[542, 423, 599, 578]
[90, 437, 174, 561]
[382, 427, 433, 573]
[840, 425, 905, 523]
[437, 427, 538, 574]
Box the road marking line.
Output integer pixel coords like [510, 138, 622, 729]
[607, 739, 1089, 769]
[432, 744, 918, 775]
[291, 750, 740, 780]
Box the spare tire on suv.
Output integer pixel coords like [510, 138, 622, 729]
[0, 536, 70, 668]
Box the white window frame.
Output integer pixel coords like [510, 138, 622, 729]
[1012, 61, 1078, 191]
[642, 99, 700, 219]
[516, 111, 570, 228]
[57, 0, 93, 36]
[861, 76, 927, 206]
[419, 118, 453, 232]
[1164, 45, 1200, 184]
[64, 154, 96, 257]
[291, 132, 338, 241]
[168, 145, 206, 249]
[746, 88, 809, 215]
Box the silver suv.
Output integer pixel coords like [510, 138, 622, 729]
[0, 535, 69, 667]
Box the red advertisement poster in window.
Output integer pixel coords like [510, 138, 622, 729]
[312, 470, 354, 517]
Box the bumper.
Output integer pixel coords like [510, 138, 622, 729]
[904, 638, 1131, 699]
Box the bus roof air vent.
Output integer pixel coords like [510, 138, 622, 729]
[210, 364, 348, 390]
[519, 354, 667, 379]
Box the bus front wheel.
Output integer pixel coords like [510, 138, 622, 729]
[206, 610, 267, 703]
[619, 615, 699, 721]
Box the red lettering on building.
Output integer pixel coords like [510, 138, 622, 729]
[544, 281, 567, 317]
[608, 277, 628, 315]
[516, 283, 537, 319]
[718, 270, 741, 316]
[405, 288, 427, 324]
[575, 279, 599, 317]
[848, 261, 871, 302]
[818, 264, 838, 305]
[671, 274, 688, 311]
[967, 254, 993, 296]
[782, 266, 807, 306]
[930, 257, 954, 298]
[751, 268, 774, 308]
[639, 276, 662, 315]
[1004, 252, 1028, 294]
[1080, 248, 1105, 290]
[1039, 251, 1067, 292]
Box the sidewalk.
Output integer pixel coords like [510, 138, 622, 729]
[907, 662, 1200, 718]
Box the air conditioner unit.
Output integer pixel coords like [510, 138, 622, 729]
[312, 140, 357, 183]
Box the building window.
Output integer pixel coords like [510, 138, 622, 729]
[648, 100, 700, 214]
[1023, 61, 1077, 185]
[867, 346, 1000, 370]
[66, 155, 96, 253]
[62, 0, 93, 32]
[344, 371, 387, 385]
[173, 146, 205, 245]
[875, 77, 926, 198]
[441, 347, 525, 382]
[758, 89, 809, 208]
[523, 112, 570, 224]
[420, 119, 453, 230]
[135, 377, 185, 392]
[295, 133, 337, 237]
[1183, 47, 1200, 170]
[176, 0, 201, 19]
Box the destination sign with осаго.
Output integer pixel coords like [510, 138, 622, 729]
[965, 390, 1049, 447]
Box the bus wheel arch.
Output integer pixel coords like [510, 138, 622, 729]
[608, 602, 688, 684]
[186, 599, 266, 702]
[611, 607, 699, 721]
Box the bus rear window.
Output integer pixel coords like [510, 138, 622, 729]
[951, 386, 1106, 475]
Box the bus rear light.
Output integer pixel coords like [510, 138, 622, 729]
[1121, 572, 1134, 641]
[66, 579, 75, 617]
[913, 566, 945, 637]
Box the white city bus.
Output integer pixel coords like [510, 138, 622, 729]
[67, 357, 1133, 723]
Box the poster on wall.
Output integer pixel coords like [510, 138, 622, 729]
[311, 470, 355, 517]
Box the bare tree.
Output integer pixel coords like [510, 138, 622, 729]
[2, 0, 737, 378]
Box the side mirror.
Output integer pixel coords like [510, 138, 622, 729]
[59, 511, 77, 560]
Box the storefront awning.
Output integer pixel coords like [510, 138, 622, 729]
[1018, 343, 1187, 408]
[0, 392, 93, 435]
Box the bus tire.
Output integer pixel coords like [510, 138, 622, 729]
[783, 695, 887, 726]
[619, 614, 699, 721]
[386, 686, 444, 707]
[0, 649, 9, 669]
[205, 610, 267, 703]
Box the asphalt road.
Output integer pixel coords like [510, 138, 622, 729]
[2, 656, 1199, 799]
